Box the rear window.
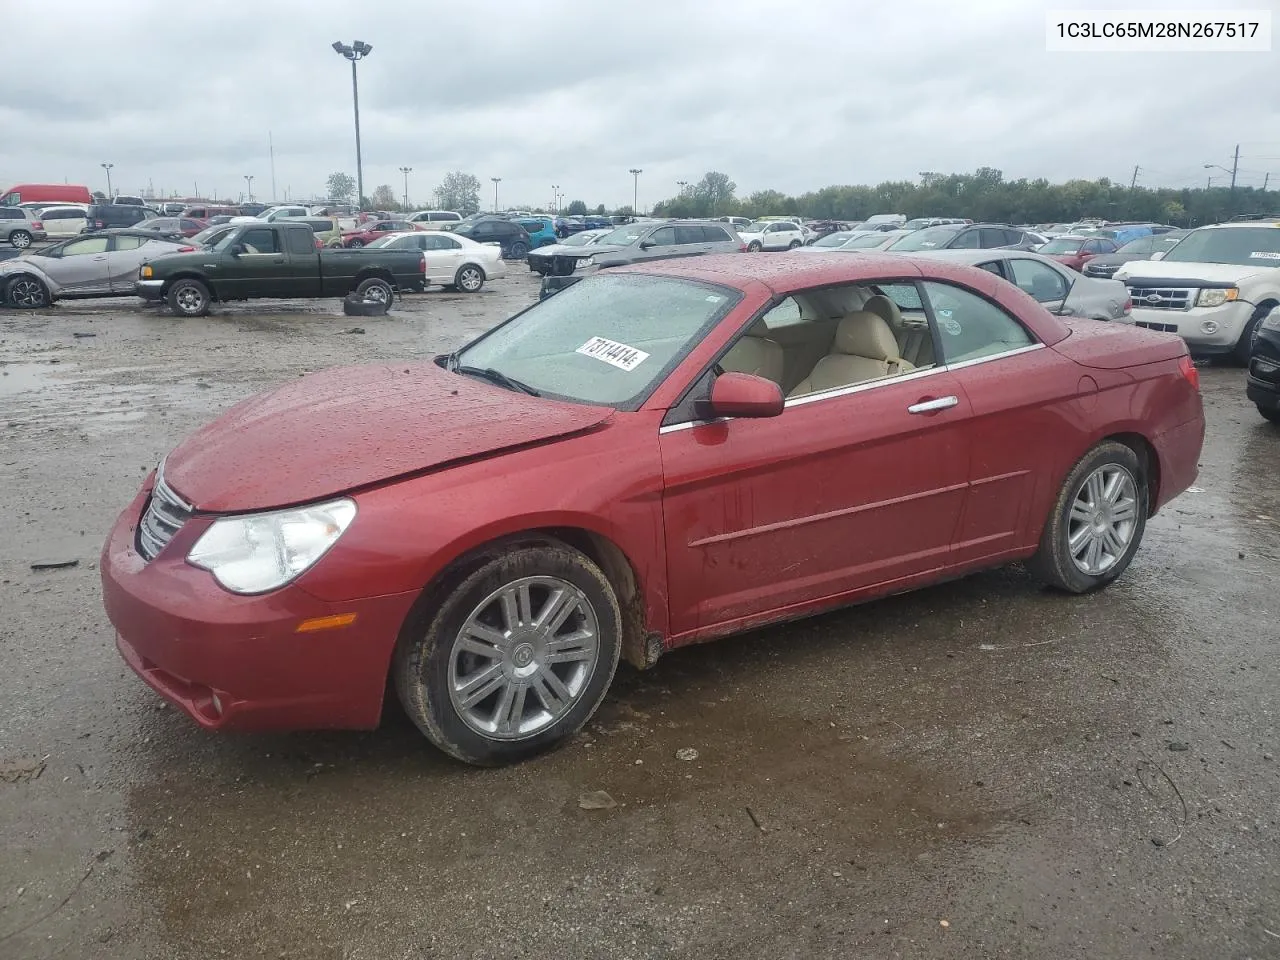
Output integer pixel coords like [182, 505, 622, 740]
[0, 209, 24, 220]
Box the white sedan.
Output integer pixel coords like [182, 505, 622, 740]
[367, 231, 506, 292]
[737, 220, 806, 252]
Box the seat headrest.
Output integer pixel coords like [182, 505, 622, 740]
[833, 311, 901, 361]
[862, 294, 903, 329]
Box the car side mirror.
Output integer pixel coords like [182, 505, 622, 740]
[639, 239, 655, 250]
[228, 243, 244, 256]
[698, 372, 784, 420]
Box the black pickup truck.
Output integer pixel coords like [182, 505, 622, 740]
[135, 220, 426, 316]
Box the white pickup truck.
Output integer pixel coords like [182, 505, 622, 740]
[1115, 220, 1280, 364]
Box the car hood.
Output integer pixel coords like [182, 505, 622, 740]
[1085, 252, 1144, 268]
[163, 362, 614, 512]
[1114, 259, 1275, 285]
[529, 243, 596, 257]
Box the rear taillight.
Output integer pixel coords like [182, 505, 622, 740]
[420, 254, 427, 273]
[32, 221, 43, 229]
[738, 243, 748, 252]
[1178, 354, 1200, 392]
[95, 220, 104, 228]
[1122, 296, 1132, 315]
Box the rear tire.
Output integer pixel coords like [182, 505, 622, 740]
[167, 279, 211, 317]
[394, 541, 621, 766]
[1027, 441, 1148, 593]
[353, 276, 393, 305]
[347, 238, 365, 248]
[9, 230, 32, 249]
[5, 275, 49, 308]
[748, 241, 762, 252]
[508, 241, 529, 259]
[455, 264, 485, 293]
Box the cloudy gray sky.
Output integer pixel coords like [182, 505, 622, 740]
[3, 0, 1277, 209]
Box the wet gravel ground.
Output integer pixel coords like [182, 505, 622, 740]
[1, 273, 1277, 960]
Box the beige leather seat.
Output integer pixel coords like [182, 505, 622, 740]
[789, 311, 913, 397]
[864, 293, 931, 368]
[720, 334, 784, 385]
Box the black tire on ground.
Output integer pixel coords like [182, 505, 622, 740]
[748, 241, 762, 252]
[1233, 305, 1273, 366]
[9, 230, 32, 249]
[1258, 404, 1280, 424]
[455, 264, 485, 293]
[346, 238, 365, 248]
[788, 239, 802, 249]
[167, 279, 211, 317]
[508, 241, 529, 259]
[5, 274, 49, 308]
[394, 541, 622, 766]
[1026, 440, 1148, 593]
[353, 276, 393, 307]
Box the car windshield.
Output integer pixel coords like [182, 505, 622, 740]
[453, 273, 741, 408]
[887, 226, 961, 251]
[598, 223, 646, 246]
[1160, 227, 1280, 267]
[902, 219, 933, 230]
[745, 221, 774, 233]
[1038, 237, 1085, 254]
[191, 225, 234, 246]
[813, 232, 855, 247]
[561, 231, 598, 247]
[845, 232, 896, 248]
[1117, 236, 1158, 254]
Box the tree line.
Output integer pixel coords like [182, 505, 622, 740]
[650, 168, 1277, 227]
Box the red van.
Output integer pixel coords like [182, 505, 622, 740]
[0, 183, 95, 207]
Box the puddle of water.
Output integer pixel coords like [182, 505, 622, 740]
[0, 361, 79, 398]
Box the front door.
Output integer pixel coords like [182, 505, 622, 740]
[225, 226, 286, 297]
[659, 368, 972, 637]
[422, 234, 463, 283]
[44, 235, 112, 294]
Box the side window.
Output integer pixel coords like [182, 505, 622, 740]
[1081, 239, 1100, 253]
[922, 281, 1035, 364]
[422, 234, 452, 250]
[240, 228, 278, 253]
[951, 229, 982, 249]
[62, 237, 110, 256]
[701, 225, 731, 243]
[647, 226, 677, 246]
[674, 225, 705, 245]
[440, 235, 461, 249]
[978, 228, 1009, 247]
[1007, 259, 1068, 303]
[975, 260, 1006, 278]
[760, 297, 804, 329]
[285, 228, 315, 255]
[1002, 229, 1025, 246]
[113, 236, 145, 251]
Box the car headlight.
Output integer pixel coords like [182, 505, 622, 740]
[187, 498, 356, 594]
[140, 265, 153, 278]
[1196, 287, 1238, 307]
[575, 256, 595, 270]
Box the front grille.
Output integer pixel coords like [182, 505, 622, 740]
[1135, 320, 1179, 333]
[1126, 285, 1192, 310]
[546, 256, 580, 277]
[1085, 263, 1118, 278]
[137, 473, 193, 561]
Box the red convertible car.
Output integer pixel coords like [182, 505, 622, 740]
[102, 254, 1205, 765]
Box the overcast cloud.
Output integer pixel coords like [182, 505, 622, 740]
[2, 0, 1278, 209]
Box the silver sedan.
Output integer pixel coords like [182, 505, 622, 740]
[0, 229, 192, 308]
[903, 248, 1131, 321]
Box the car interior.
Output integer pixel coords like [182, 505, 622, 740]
[718, 284, 936, 398]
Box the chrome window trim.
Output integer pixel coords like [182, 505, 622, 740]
[656, 343, 1045, 435]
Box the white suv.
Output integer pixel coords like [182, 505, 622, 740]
[1115, 220, 1280, 364]
[738, 220, 805, 252]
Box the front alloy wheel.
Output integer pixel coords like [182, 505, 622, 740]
[6, 276, 49, 308]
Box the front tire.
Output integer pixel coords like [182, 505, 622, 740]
[748, 241, 762, 252]
[5, 275, 49, 308]
[353, 276, 393, 305]
[1027, 441, 1148, 593]
[9, 230, 32, 249]
[394, 542, 622, 766]
[1233, 305, 1272, 366]
[455, 264, 485, 293]
[167, 279, 211, 317]
[788, 239, 802, 249]
[346, 238, 365, 248]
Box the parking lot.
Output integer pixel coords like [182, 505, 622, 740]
[1, 272, 1278, 959]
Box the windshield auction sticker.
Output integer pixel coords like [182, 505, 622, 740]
[576, 336, 650, 371]
[1249, 251, 1280, 259]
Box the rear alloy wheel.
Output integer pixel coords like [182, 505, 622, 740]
[1028, 441, 1148, 593]
[167, 278, 211, 317]
[6, 275, 49, 308]
[347, 238, 365, 248]
[354, 277, 393, 305]
[748, 241, 762, 252]
[455, 264, 485, 293]
[394, 542, 621, 766]
[9, 230, 32, 249]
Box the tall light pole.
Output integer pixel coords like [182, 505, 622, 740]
[101, 162, 114, 198]
[491, 177, 501, 213]
[399, 166, 412, 211]
[677, 180, 688, 191]
[332, 40, 373, 210]
[244, 175, 254, 200]
[629, 168, 642, 214]
[551, 184, 559, 214]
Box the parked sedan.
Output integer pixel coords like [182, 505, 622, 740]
[1083, 231, 1188, 279]
[0, 230, 191, 307]
[341, 220, 420, 247]
[136, 217, 209, 238]
[366, 231, 506, 292]
[101, 252, 1203, 765]
[1036, 235, 1121, 272]
[527, 228, 612, 276]
[910, 249, 1133, 320]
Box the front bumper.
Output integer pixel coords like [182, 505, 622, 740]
[101, 483, 418, 732]
[135, 278, 166, 301]
[1124, 300, 1254, 355]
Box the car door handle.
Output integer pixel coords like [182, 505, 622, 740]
[907, 395, 959, 414]
[272, 258, 285, 264]
[91, 256, 107, 261]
